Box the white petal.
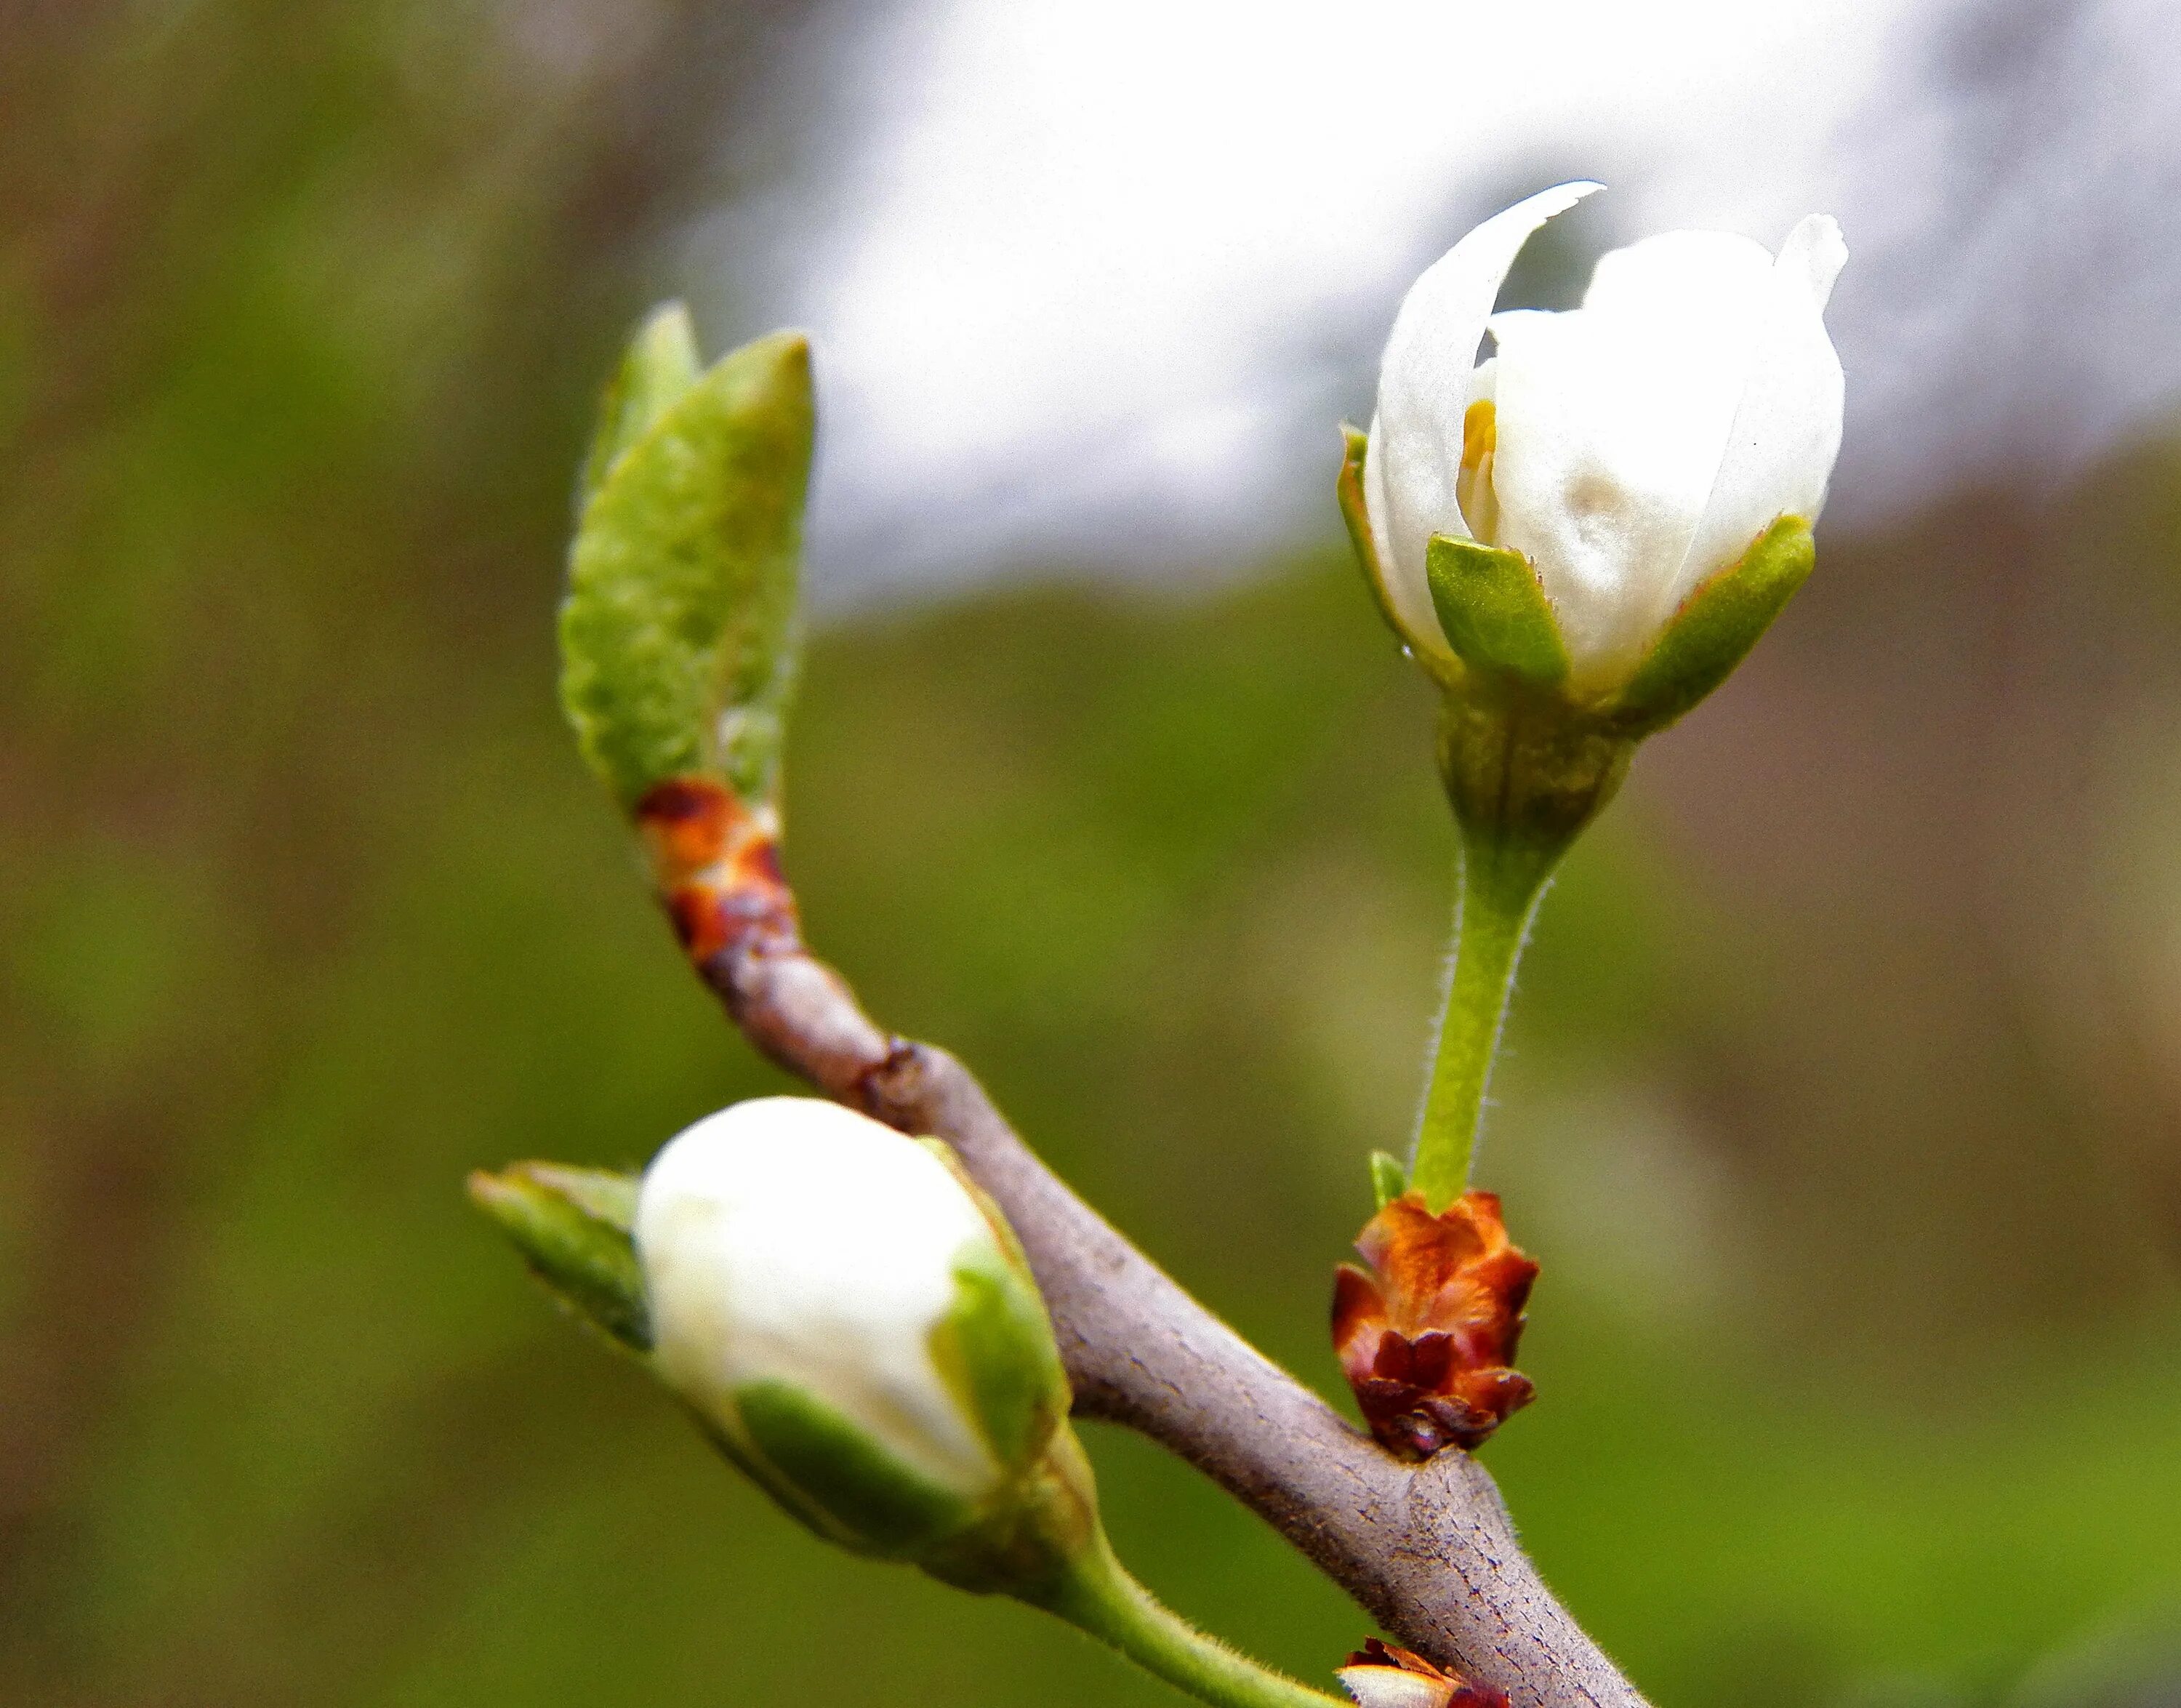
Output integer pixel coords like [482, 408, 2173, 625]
[636, 1097, 1001, 1500]
[1361, 409, 1437, 654]
[1780, 210, 1849, 313]
[1337, 1666, 1455, 1708]
[1487, 277, 1758, 685]
[1463, 353, 1500, 413]
[1367, 181, 1602, 662]
[1580, 228, 1775, 326]
[1676, 214, 1847, 596]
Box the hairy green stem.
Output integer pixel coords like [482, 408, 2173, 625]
[1038, 1532, 1345, 1708]
[1409, 825, 1558, 1211]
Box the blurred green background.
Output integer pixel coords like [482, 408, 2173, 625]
[7, 4, 2181, 1705]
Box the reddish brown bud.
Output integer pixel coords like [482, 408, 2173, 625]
[1337, 1640, 1509, 1708]
[635, 777, 798, 964]
[1331, 1190, 1538, 1459]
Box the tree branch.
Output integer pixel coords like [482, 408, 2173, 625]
[691, 929, 1648, 1708]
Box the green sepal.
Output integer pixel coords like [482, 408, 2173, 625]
[1367, 1150, 1409, 1210]
[1337, 425, 1402, 638]
[578, 302, 702, 515]
[1426, 534, 1570, 689]
[921, 1419, 1102, 1600]
[732, 1378, 976, 1560]
[467, 1163, 650, 1351]
[929, 1244, 1068, 1475]
[909, 1137, 1071, 1473]
[560, 321, 814, 810]
[1338, 425, 1458, 689]
[1610, 514, 1815, 734]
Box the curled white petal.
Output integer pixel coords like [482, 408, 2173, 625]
[635, 1096, 1000, 1500]
[1366, 180, 1602, 660]
[1676, 213, 1848, 596]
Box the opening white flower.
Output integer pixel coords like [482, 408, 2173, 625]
[1363, 183, 1846, 691]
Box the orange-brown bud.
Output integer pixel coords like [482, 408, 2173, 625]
[1331, 1190, 1538, 1459]
[634, 777, 797, 964]
[1337, 1639, 1509, 1708]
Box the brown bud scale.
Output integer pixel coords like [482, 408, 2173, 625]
[1331, 1190, 1537, 1459]
[635, 777, 798, 963]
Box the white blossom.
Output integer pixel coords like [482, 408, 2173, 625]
[1365, 183, 1846, 689]
[635, 1096, 1006, 1502]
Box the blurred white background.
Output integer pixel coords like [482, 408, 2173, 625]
[680, 0, 2181, 604]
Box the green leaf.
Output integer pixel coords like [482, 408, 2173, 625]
[734, 1379, 974, 1559]
[1367, 1150, 1408, 1210]
[1425, 533, 1570, 689]
[928, 1244, 1067, 1474]
[1612, 514, 1815, 734]
[560, 323, 814, 809]
[467, 1163, 649, 1351]
[577, 302, 702, 516]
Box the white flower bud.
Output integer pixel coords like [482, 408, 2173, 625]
[1365, 183, 1846, 691]
[635, 1096, 1068, 1557]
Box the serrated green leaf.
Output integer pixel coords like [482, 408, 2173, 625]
[1613, 514, 1815, 734]
[928, 1243, 1067, 1475]
[560, 325, 814, 809]
[733, 1379, 974, 1559]
[467, 1163, 650, 1350]
[1425, 533, 1570, 689]
[577, 302, 702, 516]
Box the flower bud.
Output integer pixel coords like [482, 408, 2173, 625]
[634, 1096, 1076, 1564]
[1338, 1641, 1506, 1708]
[1346, 182, 1844, 713]
[486, 1112, 1354, 1703]
[1332, 1190, 1536, 1458]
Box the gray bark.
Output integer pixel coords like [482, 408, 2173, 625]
[701, 938, 1649, 1708]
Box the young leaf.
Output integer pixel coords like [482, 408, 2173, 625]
[577, 302, 702, 516]
[560, 323, 814, 809]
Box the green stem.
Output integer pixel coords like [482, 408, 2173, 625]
[1038, 1531, 1346, 1708]
[1409, 823, 1559, 1211]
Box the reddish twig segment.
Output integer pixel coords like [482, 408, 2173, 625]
[635, 777, 796, 962]
[1332, 1192, 1538, 1458]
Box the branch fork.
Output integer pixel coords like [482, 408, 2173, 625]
[526, 294, 1703, 1707]
[651, 782, 1645, 1708]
